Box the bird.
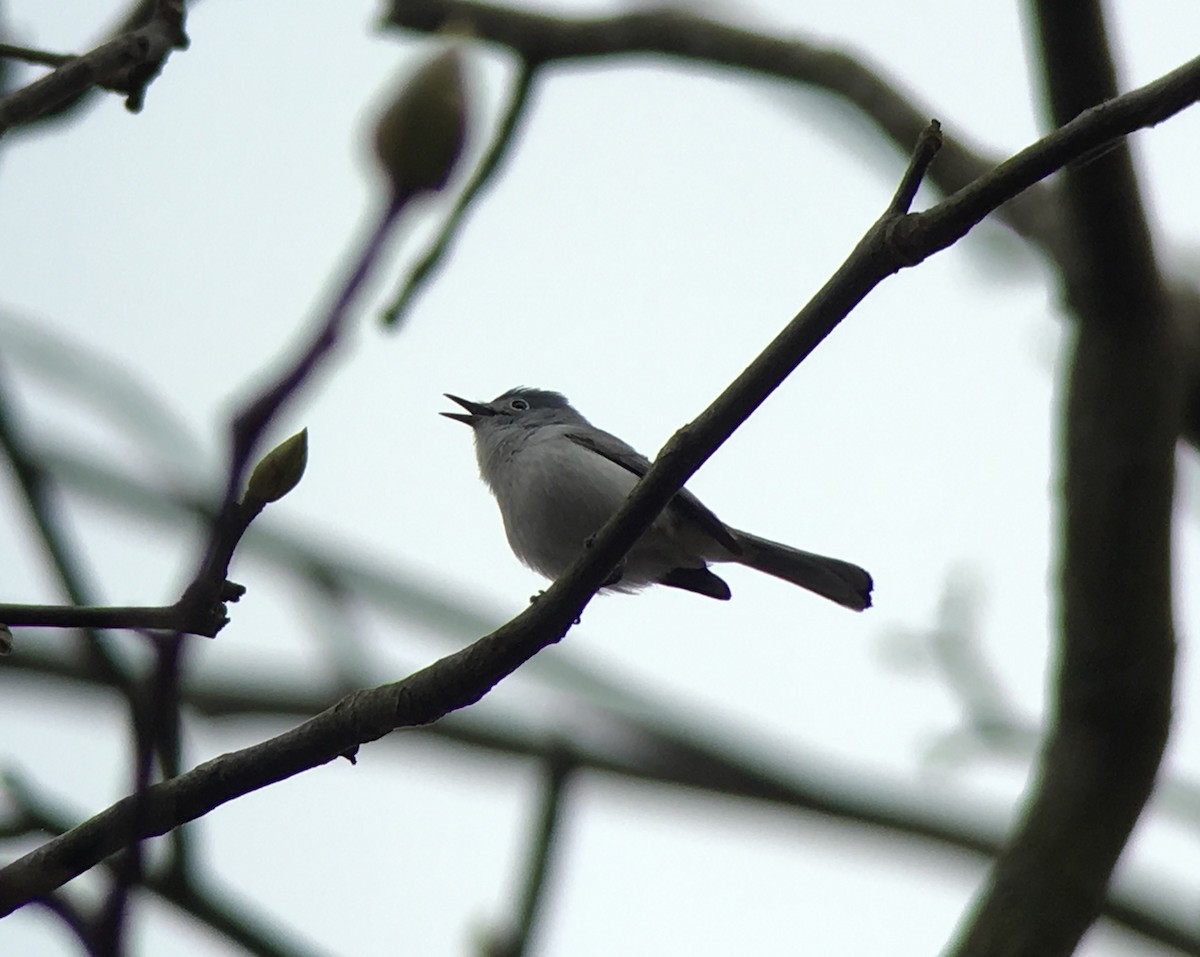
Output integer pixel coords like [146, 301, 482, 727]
[442, 388, 872, 609]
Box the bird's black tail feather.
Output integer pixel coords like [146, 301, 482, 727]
[730, 530, 873, 610]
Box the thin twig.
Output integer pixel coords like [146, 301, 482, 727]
[947, 5, 1178, 956]
[886, 120, 942, 216]
[0, 368, 136, 689]
[490, 752, 573, 957]
[177, 199, 406, 637]
[0, 43, 73, 68]
[0, 773, 324, 957]
[381, 59, 539, 328]
[3, 57, 1199, 930]
[381, 0, 1064, 258]
[6, 643, 1198, 952]
[0, 602, 227, 634]
[0, 0, 188, 133]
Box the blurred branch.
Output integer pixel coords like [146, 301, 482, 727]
[31, 893, 99, 955]
[179, 192, 411, 645]
[0, 772, 327, 957]
[381, 58, 540, 328]
[6, 644, 1198, 951]
[0, 308, 204, 468]
[96, 635, 187, 957]
[0, 367, 134, 692]
[380, 2, 1200, 451]
[487, 752, 573, 957]
[0, 120, 942, 917]
[381, 0, 1065, 259]
[0, 600, 234, 635]
[0, 0, 188, 134]
[151, 870, 331, 957]
[948, 5, 1178, 957]
[907, 574, 1200, 829]
[1031, 0, 1162, 322]
[0, 43, 73, 68]
[3, 67, 1199, 926]
[299, 566, 376, 693]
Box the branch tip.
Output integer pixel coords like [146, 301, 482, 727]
[888, 119, 943, 216]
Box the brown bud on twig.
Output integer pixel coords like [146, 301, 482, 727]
[245, 428, 308, 506]
[0, 625, 11, 655]
[373, 46, 468, 200]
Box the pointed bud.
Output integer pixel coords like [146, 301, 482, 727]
[246, 429, 308, 505]
[373, 46, 468, 200]
[0, 624, 11, 655]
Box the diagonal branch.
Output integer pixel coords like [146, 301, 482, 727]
[0, 0, 188, 134]
[382, 58, 540, 328]
[0, 123, 941, 916]
[0, 43, 73, 69]
[5, 645, 1199, 952]
[382, 2, 1200, 454]
[488, 751, 573, 957]
[947, 5, 1178, 957]
[2, 56, 1199, 915]
[381, 0, 1064, 259]
[0, 772, 328, 957]
[0, 369, 135, 691]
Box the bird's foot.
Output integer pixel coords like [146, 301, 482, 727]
[601, 561, 626, 589]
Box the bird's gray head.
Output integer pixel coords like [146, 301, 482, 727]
[441, 388, 589, 431]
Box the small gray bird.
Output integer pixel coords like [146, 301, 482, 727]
[443, 388, 872, 610]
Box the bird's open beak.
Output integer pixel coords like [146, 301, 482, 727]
[441, 393, 494, 425]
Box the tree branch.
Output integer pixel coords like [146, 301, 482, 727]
[378, 3, 1200, 452]
[1031, 0, 1162, 323]
[947, 5, 1179, 957]
[2, 59, 1198, 917]
[0, 0, 188, 134]
[0, 772, 328, 957]
[487, 752, 573, 957]
[381, 0, 1064, 259]
[382, 58, 540, 328]
[0, 43, 73, 69]
[0, 122, 943, 915]
[6, 648, 1198, 952]
[0, 368, 136, 690]
[0, 601, 232, 635]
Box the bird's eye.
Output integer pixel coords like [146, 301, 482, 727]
[509, 398, 529, 411]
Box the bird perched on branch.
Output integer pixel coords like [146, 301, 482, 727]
[443, 388, 872, 610]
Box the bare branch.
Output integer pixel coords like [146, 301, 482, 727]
[6, 648, 1198, 952]
[2, 58, 1198, 924]
[181, 203, 404, 638]
[381, 59, 540, 328]
[0, 773, 327, 957]
[0, 0, 188, 133]
[0, 601, 232, 636]
[947, 5, 1179, 957]
[381, 0, 1064, 259]
[0, 369, 136, 690]
[487, 752, 573, 957]
[0, 43, 73, 69]
[0, 122, 944, 915]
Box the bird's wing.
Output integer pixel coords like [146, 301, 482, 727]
[564, 429, 741, 555]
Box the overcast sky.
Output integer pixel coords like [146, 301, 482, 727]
[2, 1, 1199, 955]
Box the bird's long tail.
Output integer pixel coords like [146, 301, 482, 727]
[729, 530, 873, 610]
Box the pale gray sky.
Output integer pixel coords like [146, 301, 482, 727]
[1, 1, 1198, 955]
